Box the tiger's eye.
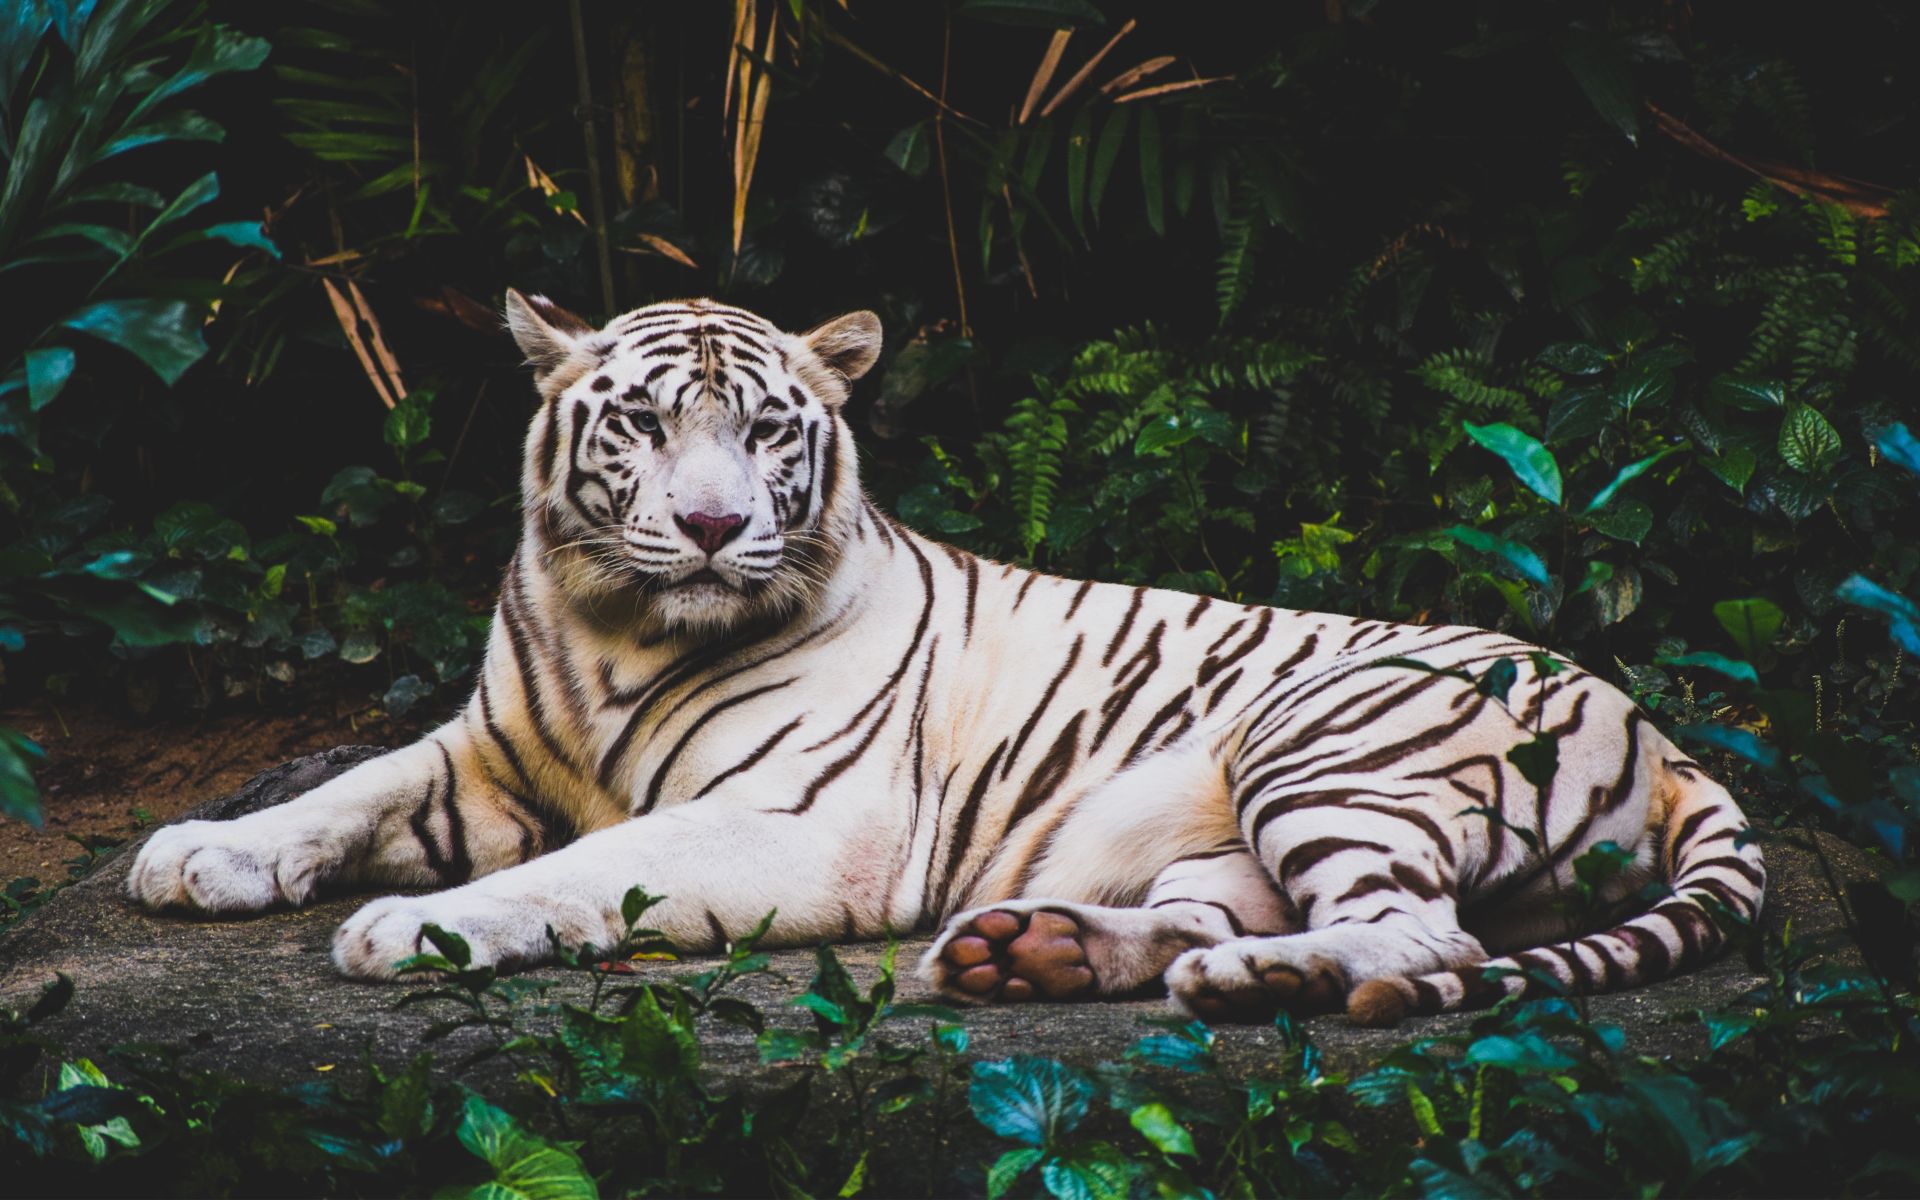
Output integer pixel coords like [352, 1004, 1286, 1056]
[634, 410, 662, 434]
[751, 420, 783, 444]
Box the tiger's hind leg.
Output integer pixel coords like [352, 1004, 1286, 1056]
[923, 845, 1297, 1004]
[1167, 786, 1485, 1023]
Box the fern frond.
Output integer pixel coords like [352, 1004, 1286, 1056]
[1216, 190, 1261, 325]
[1004, 384, 1077, 556]
[1412, 348, 1528, 414]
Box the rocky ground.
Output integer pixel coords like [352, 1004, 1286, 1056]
[0, 747, 1878, 1091]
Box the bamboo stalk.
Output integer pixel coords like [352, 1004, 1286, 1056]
[568, 0, 617, 314]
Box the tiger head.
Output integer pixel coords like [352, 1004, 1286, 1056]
[506, 291, 882, 636]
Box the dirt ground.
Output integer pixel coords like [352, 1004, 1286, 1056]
[0, 693, 416, 884]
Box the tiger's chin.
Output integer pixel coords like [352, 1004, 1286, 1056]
[643, 570, 810, 640]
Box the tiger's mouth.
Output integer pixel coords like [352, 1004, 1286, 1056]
[667, 567, 736, 591]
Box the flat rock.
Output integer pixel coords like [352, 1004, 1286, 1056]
[0, 748, 1880, 1088]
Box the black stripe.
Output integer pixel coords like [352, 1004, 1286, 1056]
[1003, 636, 1084, 778]
[935, 740, 1009, 911]
[642, 677, 798, 812]
[693, 716, 803, 800]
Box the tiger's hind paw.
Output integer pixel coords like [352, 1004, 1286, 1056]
[1166, 943, 1348, 1024]
[923, 907, 1096, 1003]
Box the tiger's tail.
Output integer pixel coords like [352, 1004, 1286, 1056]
[1345, 758, 1765, 1027]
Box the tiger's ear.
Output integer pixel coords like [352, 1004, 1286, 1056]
[800, 311, 883, 384]
[505, 289, 595, 378]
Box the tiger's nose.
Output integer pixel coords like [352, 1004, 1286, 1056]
[674, 510, 747, 553]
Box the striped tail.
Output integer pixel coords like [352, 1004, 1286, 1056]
[1345, 759, 1766, 1027]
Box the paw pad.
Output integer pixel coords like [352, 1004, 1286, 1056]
[938, 909, 1095, 1002]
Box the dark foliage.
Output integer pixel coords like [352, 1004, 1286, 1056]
[1, 0, 1918, 1194]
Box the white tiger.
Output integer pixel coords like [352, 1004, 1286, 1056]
[127, 292, 1764, 1026]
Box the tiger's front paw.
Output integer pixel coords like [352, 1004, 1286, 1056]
[127, 817, 346, 914]
[330, 892, 554, 981]
[923, 904, 1096, 1003]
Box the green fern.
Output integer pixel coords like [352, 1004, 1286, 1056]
[1412, 348, 1528, 414]
[1004, 384, 1077, 556]
[1215, 193, 1261, 325]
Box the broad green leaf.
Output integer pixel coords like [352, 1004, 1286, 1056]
[1507, 734, 1560, 789]
[970, 1056, 1094, 1148]
[1559, 31, 1639, 143]
[139, 24, 272, 112]
[1463, 421, 1562, 505]
[194, 220, 281, 257]
[1778, 403, 1842, 474]
[1089, 106, 1130, 226]
[1041, 1154, 1134, 1200]
[383, 674, 433, 716]
[883, 122, 930, 179]
[1065, 106, 1092, 241]
[1876, 422, 1920, 474]
[1465, 1033, 1579, 1072]
[146, 172, 221, 236]
[987, 1148, 1044, 1200]
[1404, 1083, 1441, 1135]
[97, 110, 226, 165]
[1584, 445, 1682, 513]
[1476, 657, 1518, 702]
[1129, 1103, 1196, 1157]
[1674, 722, 1780, 770]
[1709, 374, 1786, 411]
[339, 630, 381, 663]
[1137, 105, 1163, 236]
[1572, 560, 1613, 596]
[1657, 651, 1759, 688]
[1703, 446, 1756, 494]
[1590, 563, 1641, 625]
[0, 725, 46, 825]
[55, 592, 205, 648]
[1713, 597, 1784, 659]
[1835, 575, 1920, 655]
[27, 221, 134, 254]
[1537, 342, 1609, 374]
[1444, 525, 1550, 588]
[61, 298, 207, 385]
[25, 347, 75, 411]
[1609, 361, 1675, 412]
[955, 0, 1107, 27]
[1133, 413, 1195, 457]
[384, 392, 432, 449]
[1545, 385, 1611, 443]
[455, 1095, 598, 1200]
[1588, 498, 1652, 544]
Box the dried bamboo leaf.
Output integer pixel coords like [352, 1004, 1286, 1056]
[1112, 74, 1232, 104]
[524, 155, 588, 225]
[346, 280, 407, 402]
[1097, 54, 1174, 97]
[621, 234, 699, 269]
[1018, 30, 1073, 124]
[1037, 17, 1136, 118]
[731, 4, 772, 255]
[321, 278, 396, 410]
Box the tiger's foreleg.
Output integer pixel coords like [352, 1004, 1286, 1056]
[127, 723, 562, 914]
[330, 798, 866, 979]
[923, 845, 1298, 1004]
